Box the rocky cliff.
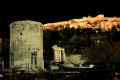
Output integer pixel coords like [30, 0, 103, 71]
[43, 14, 120, 32]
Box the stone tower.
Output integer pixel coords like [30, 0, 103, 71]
[9, 20, 44, 70]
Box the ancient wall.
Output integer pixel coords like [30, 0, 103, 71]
[52, 45, 67, 63]
[9, 20, 44, 69]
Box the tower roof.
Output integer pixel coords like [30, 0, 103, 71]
[9, 20, 43, 27]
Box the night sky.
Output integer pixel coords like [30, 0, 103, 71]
[0, 1, 120, 38]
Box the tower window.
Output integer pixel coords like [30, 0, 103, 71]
[20, 32, 22, 35]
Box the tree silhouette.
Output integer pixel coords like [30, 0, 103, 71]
[58, 27, 86, 55]
[81, 40, 120, 71]
[111, 25, 120, 42]
[43, 30, 59, 60]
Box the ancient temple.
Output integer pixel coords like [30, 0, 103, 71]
[9, 20, 44, 70]
[52, 45, 67, 63]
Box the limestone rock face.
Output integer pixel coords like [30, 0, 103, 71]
[43, 14, 120, 31]
[9, 20, 44, 70]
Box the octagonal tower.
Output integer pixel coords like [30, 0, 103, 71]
[9, 20, 44, 70]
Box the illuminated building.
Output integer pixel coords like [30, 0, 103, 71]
[9, 20, 44, 70]
[52, 45, 67, 63]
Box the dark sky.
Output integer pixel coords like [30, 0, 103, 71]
[0, 1, 120, 38]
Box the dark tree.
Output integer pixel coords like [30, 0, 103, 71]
[43, 30, 59, 59]
[58, 28, 86, 55]
[111, 25, 120, 42]
[81, 40, 120, 71]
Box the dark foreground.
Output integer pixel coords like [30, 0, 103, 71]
[0, 69, 120, 80]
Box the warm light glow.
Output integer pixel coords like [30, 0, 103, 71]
[43, 14, 120, 31]
[97, 40, 100, 42]
[115, 72, 119, 76]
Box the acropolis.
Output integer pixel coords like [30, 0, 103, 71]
[43, 14, 120, 31]
[0, 14, 120, 80]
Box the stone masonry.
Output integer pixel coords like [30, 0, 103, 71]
[52, 45, 67, 63]
[9, 20, 44, 70]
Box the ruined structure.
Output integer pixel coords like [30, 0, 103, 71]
[9, 20, 44, 70]
[52, 45, 67, 63]
[43, 14, 120, 32]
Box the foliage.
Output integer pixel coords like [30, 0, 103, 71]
[111, 42, 120, 63]
[43, 28, 86, 56]
[81, 40, 120, 71]
[58, 27, 85, 55]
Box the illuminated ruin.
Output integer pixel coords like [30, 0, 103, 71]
[52, 45, 67, 63]
[43, 14, 120, 31]
[9, 20, 44, 70]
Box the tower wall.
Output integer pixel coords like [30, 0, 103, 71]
[9, 20, 44, 69]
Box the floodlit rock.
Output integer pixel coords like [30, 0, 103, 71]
[43, 14, 120, 31]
